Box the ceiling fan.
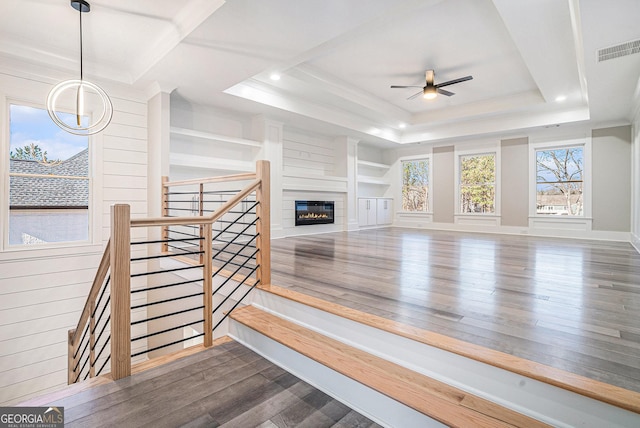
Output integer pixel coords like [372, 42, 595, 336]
[391, 70, 473, 100]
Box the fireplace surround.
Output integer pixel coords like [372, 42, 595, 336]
[295, 200, 335, 226]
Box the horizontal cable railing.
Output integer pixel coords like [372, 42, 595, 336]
[67, 161, 270, 383]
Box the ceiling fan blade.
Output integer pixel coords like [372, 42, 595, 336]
[425, 69, 435, 86]
[407, 91, 423, 100]
[391, 85, 424, 88]
[437, 88, 455, 96]
[436, 75, 473, 88]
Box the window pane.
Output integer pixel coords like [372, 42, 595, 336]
[536, 147, 583, 216]
[460, 154, 495, 213]
[8, 105, 89, 245]
[402, 159, 429, 211]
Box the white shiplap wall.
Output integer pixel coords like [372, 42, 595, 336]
[0, 68, 148, 405]
[283, 129, 336, 177]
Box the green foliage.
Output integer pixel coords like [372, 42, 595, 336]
[9, 142, 59, 164]
[402, 160, 429, 211]
[460, 154, 495, 213]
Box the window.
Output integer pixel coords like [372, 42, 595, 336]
[459, 153, 495, 214]
[401, 159, 429, 212]
[535, 146, 583, 216]
[7, 104, 90, 246]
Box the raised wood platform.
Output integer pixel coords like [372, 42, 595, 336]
[230, 305, 550, 428]
[270, 228, 640, 393]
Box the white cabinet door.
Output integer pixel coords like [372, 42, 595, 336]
[358, 198, 377, 226]
[376, 198, 393, 225]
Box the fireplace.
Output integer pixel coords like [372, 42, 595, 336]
[295, 200, 335, 226]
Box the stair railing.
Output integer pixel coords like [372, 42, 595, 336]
[67, 160, 270, 383]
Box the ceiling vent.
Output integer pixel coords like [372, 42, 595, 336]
[597, 39, 640, 62]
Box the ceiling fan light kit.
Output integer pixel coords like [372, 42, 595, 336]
[47, 0, 113, 136]
[392, 69, 473, 101]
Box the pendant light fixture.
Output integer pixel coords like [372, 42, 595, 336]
[47, 0, 113, 136]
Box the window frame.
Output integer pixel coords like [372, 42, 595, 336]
[400, 155, 432, 213]
[455, 147, 499, 216]
[1, 96, 102, 254]
[528, 137, 592, 220]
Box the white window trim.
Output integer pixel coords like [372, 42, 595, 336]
[454, 143, 500, 216]
[528, 136, 592, 220]
[0, 94, 103, 256]
[399, 153, 432, 214]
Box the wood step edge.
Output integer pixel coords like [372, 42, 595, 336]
[230, 305, 550, 428]
[257, 283, 640, 414]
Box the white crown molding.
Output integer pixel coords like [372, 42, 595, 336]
[131, 0, 226, 83]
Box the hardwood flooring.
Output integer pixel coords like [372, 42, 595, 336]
[270, 228, 640, 393]
[41, 340, 380, 428]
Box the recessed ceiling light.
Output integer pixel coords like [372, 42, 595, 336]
[269, 73, 281, 81]
[399, 123, 406, 129]
[555, 95, 567, 102]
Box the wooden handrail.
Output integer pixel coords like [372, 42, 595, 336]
[70, 240, 111, 347]
[131, 179, 261, 227]
[68, 161, 270, 385]
[164, 172, 256, 187]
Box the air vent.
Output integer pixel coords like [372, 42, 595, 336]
[597, 39, 640, 62]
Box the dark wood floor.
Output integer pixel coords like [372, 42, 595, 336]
[270, 227, 640, 393]
[47, 341, 380, 427]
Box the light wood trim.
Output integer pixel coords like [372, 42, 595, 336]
[232, 306, 546, 428]
[71, 241, 110, 346]
[164, 172, 256, 188]
[67, 329, 75, 385]
[203, 225, 213, 347]
[131, 179, 261, 227]
[261, 284, 640, 415]
[255, 160, 271, 287]
[110, 204, 131, 380]
[161, 176, 169, 253]
[9, 172, 89, 180]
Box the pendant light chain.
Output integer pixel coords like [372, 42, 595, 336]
[79, 3, 83, 82]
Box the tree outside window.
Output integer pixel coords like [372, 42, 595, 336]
[8, 104, 89, 246]
[536, 147, 583, 216]
[402, 159, 429, 211]
[460, 153, 495, 214]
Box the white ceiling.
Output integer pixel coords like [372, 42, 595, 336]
[1, 0, 639, 147]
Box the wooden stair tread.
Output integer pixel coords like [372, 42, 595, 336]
[231, 305, 550, 428]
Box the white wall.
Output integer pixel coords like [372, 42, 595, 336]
[0, 65, 148, 405]
[631, 106, 640, 252]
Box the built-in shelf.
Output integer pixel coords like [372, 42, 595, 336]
[170, 127, 262, 148]
[170, 152, 254, 172]
[357, 160, 391, 170]
[357, 175, 390, 186]
[282, 172, 347, 182]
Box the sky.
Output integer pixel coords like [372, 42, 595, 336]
[9, 104, 88, 161]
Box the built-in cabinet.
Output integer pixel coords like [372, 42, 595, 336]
[358, 198, 393, 227]
[377, 198, 393, 225]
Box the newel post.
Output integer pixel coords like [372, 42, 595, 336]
[256, 160, 271, 287]
[110, 204, 131, 380]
